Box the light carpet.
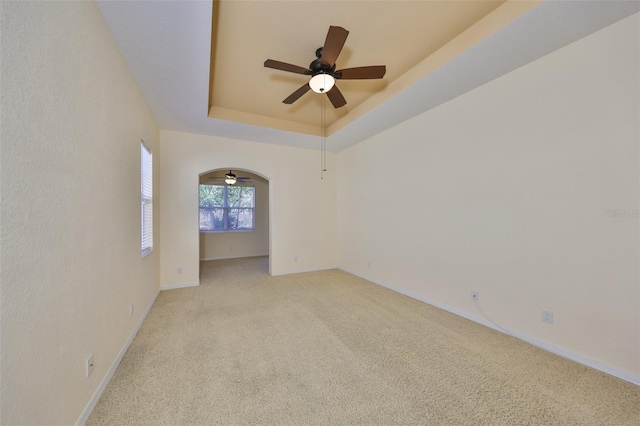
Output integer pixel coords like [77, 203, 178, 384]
[87, 256, 639, 425]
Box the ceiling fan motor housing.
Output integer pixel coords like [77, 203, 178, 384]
[310, 53, 336, 77]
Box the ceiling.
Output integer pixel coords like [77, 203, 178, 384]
[97, 0, 639, 152]
[199, 169, 267, 185]
[209, 0, 511, 134]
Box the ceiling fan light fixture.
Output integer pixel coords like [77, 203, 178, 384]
[224, 171, 237, 185]
[309, 73, 335, 94]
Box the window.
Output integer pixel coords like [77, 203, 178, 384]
[199, 184, 255, 232]
[141, 142, 153, 257]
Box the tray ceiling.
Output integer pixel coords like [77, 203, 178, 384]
[208, 0, 512, 136]
[97, 0, 640, 151]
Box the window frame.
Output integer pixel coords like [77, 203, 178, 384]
[141, 141, 153, 257]
[199, 184, 256, 233]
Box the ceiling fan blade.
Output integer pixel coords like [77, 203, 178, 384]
[264, 59, 310, 75]
[320, 26, 349, 67]
[283, 83, 311, 104]
[326, 85, 347, 109]
[336, 65, 386, 80]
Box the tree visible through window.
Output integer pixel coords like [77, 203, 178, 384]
[199, 185, 255, 231]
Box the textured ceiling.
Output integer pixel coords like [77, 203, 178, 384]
[97, 0, 640, 152]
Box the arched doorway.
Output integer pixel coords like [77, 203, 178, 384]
[198, 168, 271, 275]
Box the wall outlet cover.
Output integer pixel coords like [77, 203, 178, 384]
[86, 355, 94, 377]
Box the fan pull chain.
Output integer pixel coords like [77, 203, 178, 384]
[323, 97, 327, 172]
[320, 95, 327, 180]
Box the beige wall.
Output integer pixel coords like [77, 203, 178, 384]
[0, 2, 160, 425]
[338, 13, 639, 380]
[160, 130, 337, 288]
[199, 172, 269, 260]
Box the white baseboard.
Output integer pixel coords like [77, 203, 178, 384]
[161, 281, 200, 291]
[271, 265, 337, 277]
[75, 290, 160, 426]
[200, 253, 268, 261]
[339, 267, 640, 387]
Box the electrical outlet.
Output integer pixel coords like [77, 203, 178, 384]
[129, 304, 134, 317]
[471, 291, 479, 301]
[177, 267, 183, 274]
[367, 262, 372, 269]
[230, 246, 233, 251]
[542, 310, 554, 324]
[86, 355, 94, 377]
[294, 256, 298, 262]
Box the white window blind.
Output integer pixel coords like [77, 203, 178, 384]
[141, 142, 153, 257]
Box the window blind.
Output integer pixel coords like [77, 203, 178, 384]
[141, 142, 153, 256]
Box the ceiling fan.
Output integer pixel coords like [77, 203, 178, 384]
[208, 170, 250, 185]
[264, 26, 386, 108]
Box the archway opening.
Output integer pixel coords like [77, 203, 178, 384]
[198, 168, 271, 275]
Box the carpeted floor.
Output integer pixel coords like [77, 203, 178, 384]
[87, 256, 639, 425]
